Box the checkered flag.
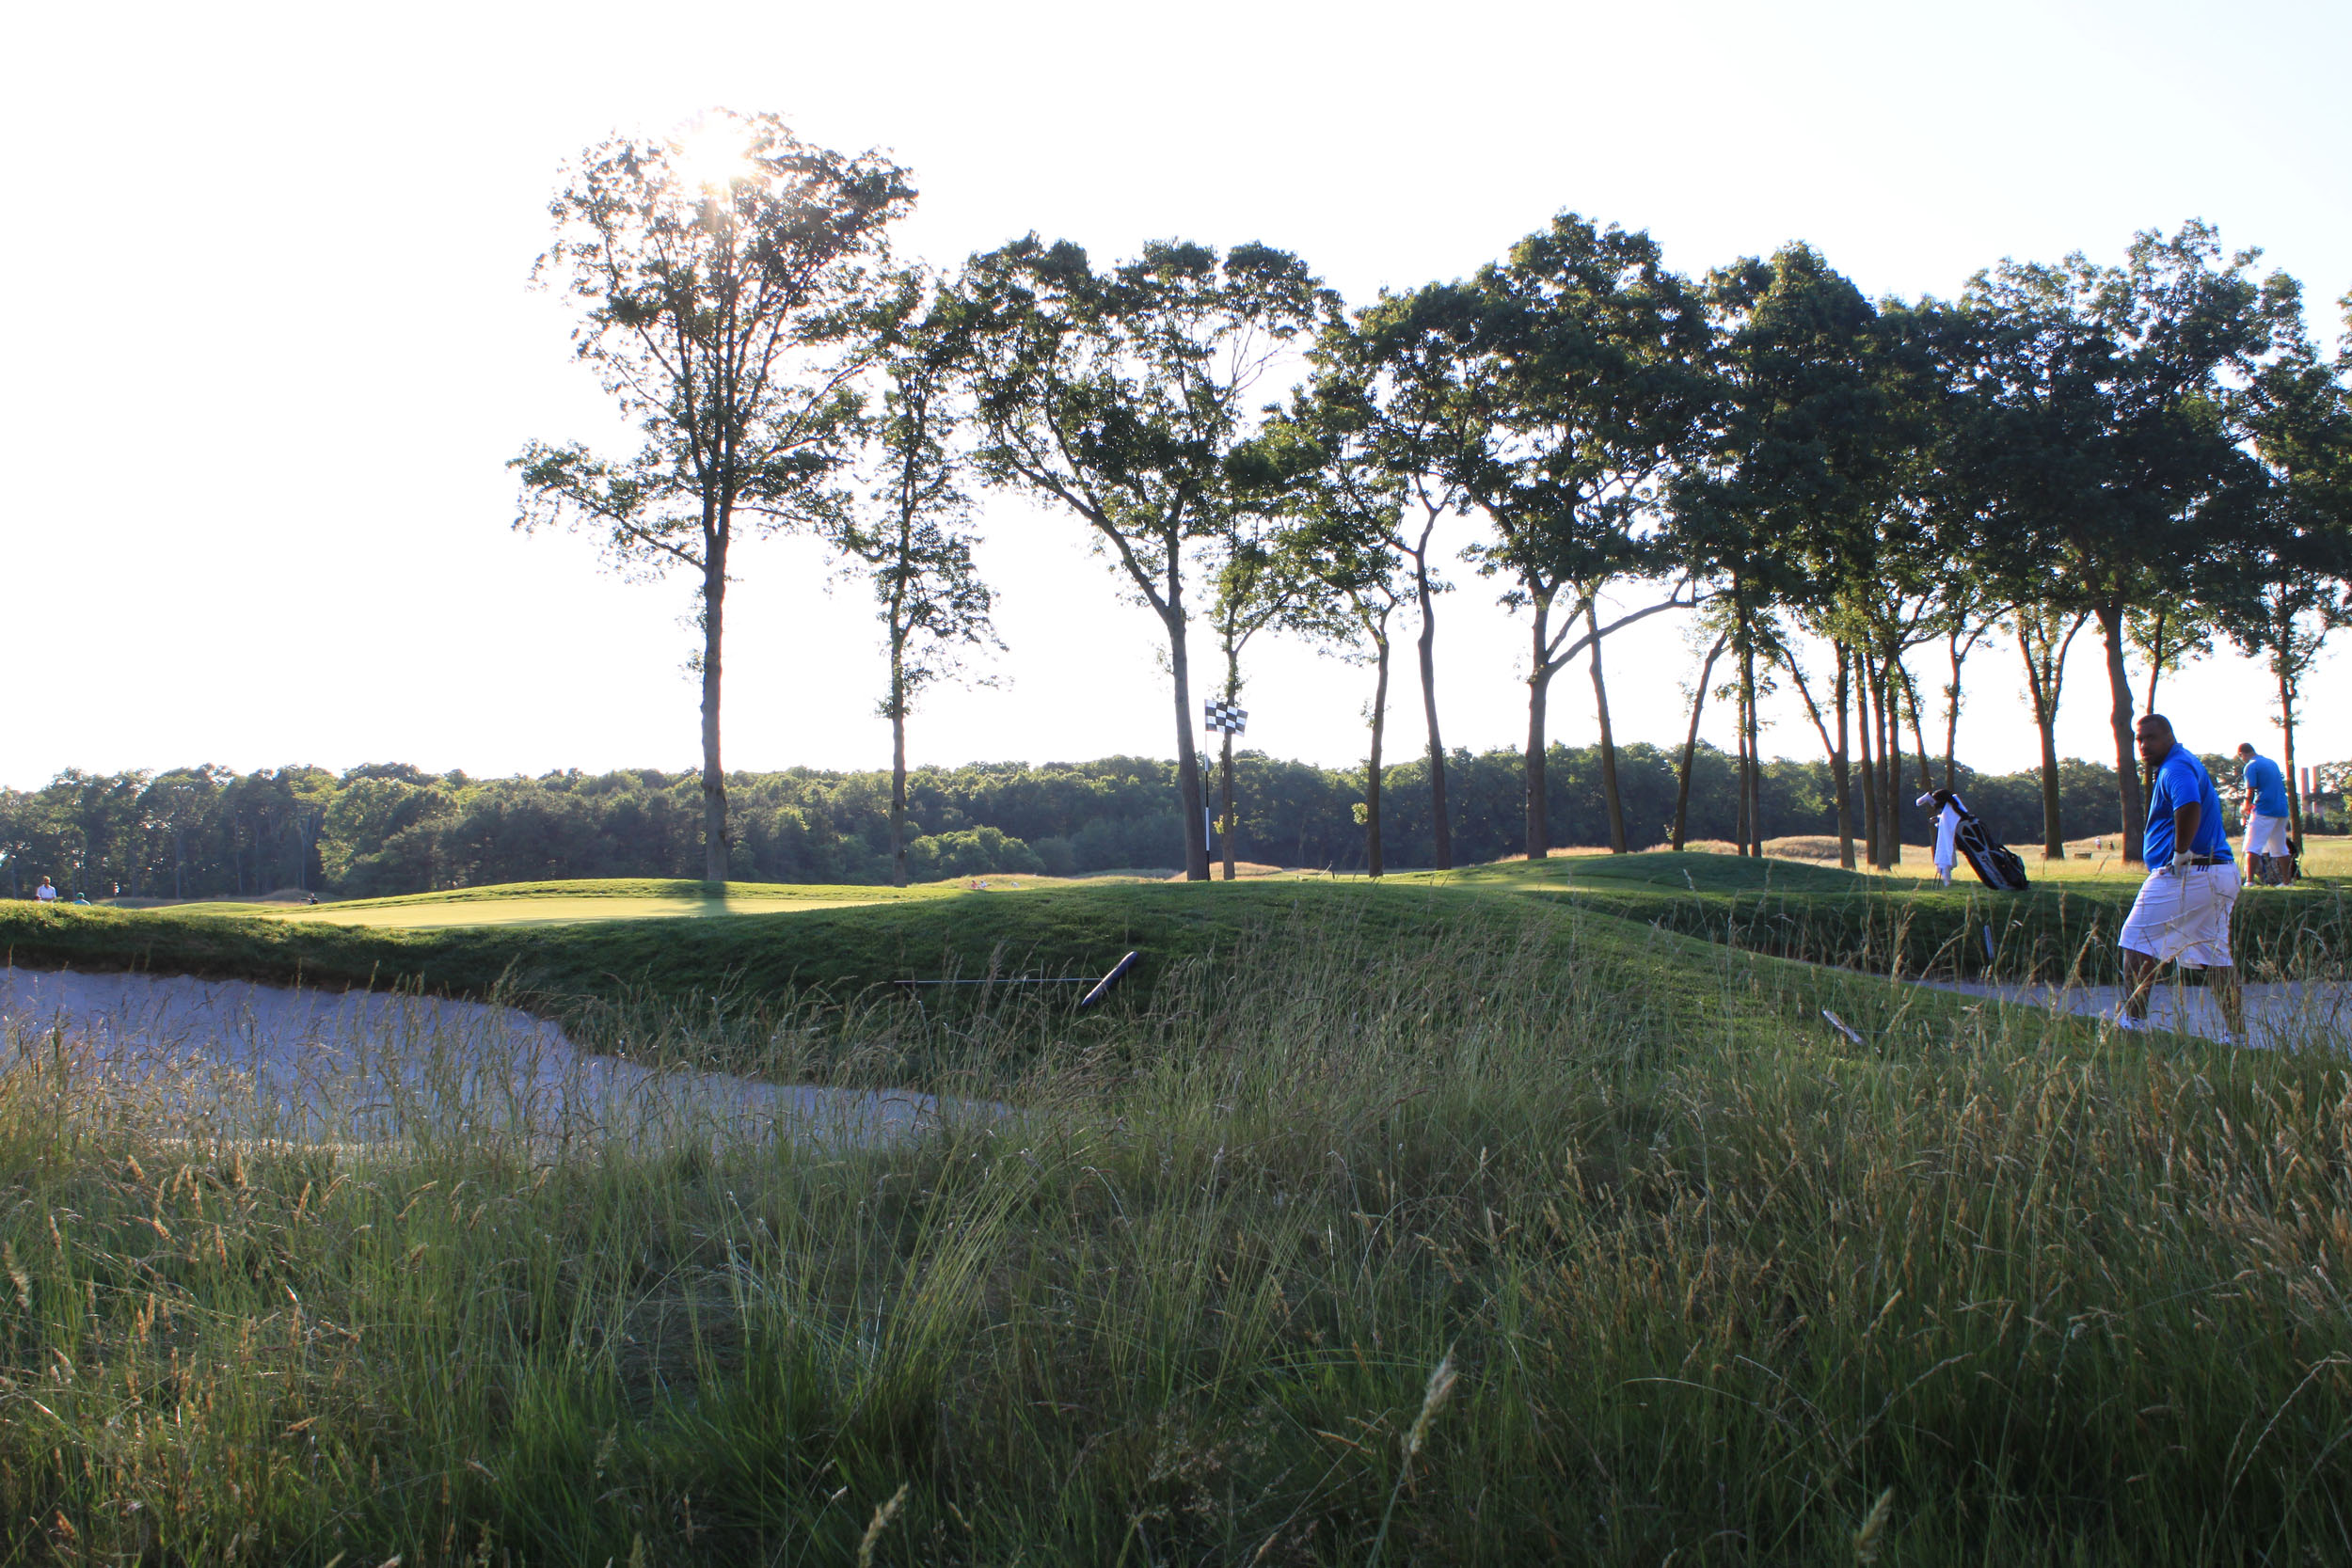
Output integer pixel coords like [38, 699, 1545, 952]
[1203, 697, 1248, 736]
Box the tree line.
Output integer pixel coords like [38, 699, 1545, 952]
[8, 749, 2314, 902]
[151, 112, 2352, 891]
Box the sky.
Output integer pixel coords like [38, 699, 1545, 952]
[5, 0, 2348, 795]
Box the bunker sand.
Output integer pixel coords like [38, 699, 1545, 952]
[1, 966, 994, 1148]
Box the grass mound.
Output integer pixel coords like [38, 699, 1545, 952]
[1427, 850, 2352, 984]
[5, 890, 2349, 1561]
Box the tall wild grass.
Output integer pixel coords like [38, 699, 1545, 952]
[3, 899, 2350, 1563]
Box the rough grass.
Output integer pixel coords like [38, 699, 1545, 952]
[17, 853, 2352, 1016]
[6, 891, 2351, 1563]
[1408, 851, 2352, 986]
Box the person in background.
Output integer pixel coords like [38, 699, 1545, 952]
[2118, 714, 2245, 1039]
[1915, 790, 1961, 886]
[35, 876, 58, 903]
[2235, 741, 2293, 884]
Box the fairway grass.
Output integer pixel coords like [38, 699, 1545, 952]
[7, 886, 2352, 1562]
[151, 876, 986, 928]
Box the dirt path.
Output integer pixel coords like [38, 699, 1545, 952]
[1921, 976, 2352, 1049]
[0, 966, 990, 1148]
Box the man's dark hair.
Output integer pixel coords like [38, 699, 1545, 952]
[2237, 742, 2257, 756]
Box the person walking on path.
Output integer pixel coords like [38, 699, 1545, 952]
[2236, 741, 2294, 884]
[2118, 714, 2245, 1038]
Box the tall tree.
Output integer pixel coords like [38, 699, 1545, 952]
[2008, 604, 2090, 857]
[2126, 599, 2217, 717]
[1668, 626, 1730, 853]
[1964, 222, 2272, 863]
[1676, 245, 1916, 867]
[2215, 278, 2352, 845]
[832, 273, 998, 887]
[958, 237, 1328, 880]
[513, 111, 914, 880]
[1300, 318, 1463, 868]
[1372, 214, 1709, 859]
[1203, 515, 1331, 879]
[1245, 398, 1414, 877]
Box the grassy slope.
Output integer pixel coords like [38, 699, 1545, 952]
[13, 853, 2350, 1022]
[1418, 849, 2352, 983]
[151, 876, 974, 927]
[1, 876, 1951, 1023]
[11, 876, 2352, 1561]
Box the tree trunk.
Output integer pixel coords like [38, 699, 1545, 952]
[2096, 604, 2145, 863]
[1739, 618, 1760, 857]
[1748, 697, 1764, 856]
[1587, 601, 1628, 854]
[1366, 627, 1389, 878]
[1412, 541, 1453, 871]
[2280, 668, 2303, 847]
[1878, 656, 1903, 869]
[1165, 595, 1212, 881]
[1833, 644, 1855, 870]
[1781, 641, 1857, 873]
[1857, 652, 1881, 869]
[1942, 635, 1968, 789]
[1671, 633, 1726, 852]
[888, 652, 909, 889]
[2020, 639, 2063, 860]
[1900, 661, 1934, 793]
[699, 548, 730, 884]
[1733, 689, 1751, 857]
[2035, 708, 2064, 862]
[1220, 729, 1237, 880]
[1524, 592, 1553, 860]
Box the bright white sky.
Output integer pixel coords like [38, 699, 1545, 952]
[6, 0, 2348, 797]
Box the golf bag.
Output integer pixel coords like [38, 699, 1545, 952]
[2248, 838, 2300, 886]
[1931, 789, 2030, 892]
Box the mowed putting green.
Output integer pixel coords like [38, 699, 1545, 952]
[169, 876, 1048, 928]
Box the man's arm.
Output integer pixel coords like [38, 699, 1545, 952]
[2175, 799, 2201, 864]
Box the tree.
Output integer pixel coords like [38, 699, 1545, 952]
[2008, 604, 2090, 857]
[1299, 316, 1464, 868]
[1963, 222, 2272, 863]
[1675, 245, 1919, 867]
[1246, 396, 1414, 877]
[958, 236, 1328, 880]
[2215, 278, 2352, 845]
[833, 273, 999, 887]
[1202, 515, 1329, 879]
[1668, 625, 1729, 852]
[1373, 214, 1709, 859]
[2127, 598, 2217, 717]
[512, 110, 914, 881]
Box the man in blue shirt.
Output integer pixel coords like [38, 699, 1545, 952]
[2119, 714, 2244, 1038]
[2234, 742, 2294, 883]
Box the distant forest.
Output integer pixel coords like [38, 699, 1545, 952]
[8, 745, 2297, 901]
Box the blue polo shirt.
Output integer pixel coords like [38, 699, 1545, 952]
[2144, 744, 2229, 868]
[2243, 753, 2291, 818]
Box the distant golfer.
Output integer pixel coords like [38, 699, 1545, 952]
[2118, 714, 2245, 1038]
[2235, 741, 2293, 882]
[35, 876, 57, 903]
[1916, 790, 1962, 886]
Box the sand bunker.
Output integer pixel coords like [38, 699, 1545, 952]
[0, 966, 987, 1149]
[1923, 976, 2352, 1049]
